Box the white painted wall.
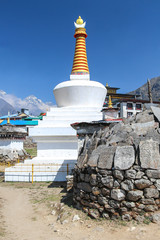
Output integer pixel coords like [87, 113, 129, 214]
[37, 141, 78, 158]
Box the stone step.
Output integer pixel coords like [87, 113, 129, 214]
[38, 117, 103, 126]
[29, 126, 77, 136]
[49, 107, 102, 113]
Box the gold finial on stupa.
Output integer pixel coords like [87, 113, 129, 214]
[76, 16, 83, 25]
[108, 95, 113, 108]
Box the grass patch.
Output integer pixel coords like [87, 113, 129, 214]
[31, 192, 64, 205]
[143, 217, 151, 225]
[24, 147, 37, 158]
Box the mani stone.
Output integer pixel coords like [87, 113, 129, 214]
[144, 188, 159, 199]
[139, 139, 160, 169]
[135, 179, 152, 189]
[146, 170, 160, 179]
[131, 121, 155, 135]
[88, 145, 109, 167]
[111, 189, 125, 201]
[114, 146, 135, 170]
[127, 190, 143, 201]
[97, 146, 116, 169]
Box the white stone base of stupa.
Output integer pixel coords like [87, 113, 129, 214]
[5, 106, 104, 182]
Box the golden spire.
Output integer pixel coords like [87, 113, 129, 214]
[108, 96, 113, 108]
[71, 16, 89, 75]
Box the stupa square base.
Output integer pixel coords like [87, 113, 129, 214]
[5, 159, 76, 182]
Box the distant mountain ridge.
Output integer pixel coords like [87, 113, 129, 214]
[129, 76, 160, 102]
[0, 98, 16, 116]
[0, 90, 54, 117]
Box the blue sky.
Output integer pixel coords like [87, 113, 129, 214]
[0, 0, 160, 104]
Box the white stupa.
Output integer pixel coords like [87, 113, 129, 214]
[5, 16, 107, 182]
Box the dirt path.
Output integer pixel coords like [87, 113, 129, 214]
[0, 186, 62, 240]
[1, 183, 160, 240]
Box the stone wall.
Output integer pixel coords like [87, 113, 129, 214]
[73, 109, 160, 222]
[0, 148, 29, 163]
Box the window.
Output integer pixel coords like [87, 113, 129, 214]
[136, 103, 142, 110]
[127, 112, 133, 118]
[127, 103, 133, 109]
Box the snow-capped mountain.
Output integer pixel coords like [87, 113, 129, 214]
[0, 98, 16, 116]
[0, 90, 54, 116]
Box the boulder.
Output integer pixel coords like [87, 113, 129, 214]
[139, 139, 160, 169]
[108, 200, 120, 208]
[122, 214, 132, 221]
[127, 190, 143, 201]
[151, 213, 160, 223]
[92, 187, 101, 196]
[77, 182, 92, 193]
[90, 174, 97, 186]
[101, 176, 114, 188]
[88, 209, 100, 219]
[144, 205, 158, 212]
[121, 180, 134, 191]
[135, 179, 152, 189]
[155, 180, 160, 191]
[111, 189, 125, 201]
[125, 169, 136, 179]
[114, 146, 135, 170]
[141, 198, 155, 205]
[135, 171, 145, 179]
[98, 196, 108, 205]
[144, 188, 159, 199]
[113, 170, 124, 181]
[122, 201, 135, 208]
[101, 188, 110, 196]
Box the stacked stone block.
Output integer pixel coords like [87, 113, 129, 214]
[73, 109, 160, 221]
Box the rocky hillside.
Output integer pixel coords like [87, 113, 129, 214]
[129, 76, 160, 101]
